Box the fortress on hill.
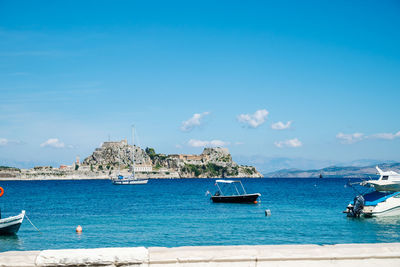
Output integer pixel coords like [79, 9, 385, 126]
[0, 140, 263, 180]
[80, 140, 262, 178]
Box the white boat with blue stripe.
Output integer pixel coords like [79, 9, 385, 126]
[344, 166, 400, 217]
[0, 210, 25, 235]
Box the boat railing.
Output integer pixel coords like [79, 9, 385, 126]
[216, 181, 247, 196]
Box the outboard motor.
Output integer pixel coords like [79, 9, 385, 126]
[349, 195, 365, 217]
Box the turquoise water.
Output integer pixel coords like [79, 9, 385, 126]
[1, 178, 400, 252]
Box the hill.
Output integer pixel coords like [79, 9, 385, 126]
[82, 140, 263, 178]
[265, 163, 400, 178]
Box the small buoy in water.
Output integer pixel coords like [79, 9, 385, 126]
[265, 209, 271, 216]
[76, 225, 82, 233]
[254, 200, 258, 204]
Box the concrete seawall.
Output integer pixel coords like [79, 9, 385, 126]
[1, 243, 400, 267]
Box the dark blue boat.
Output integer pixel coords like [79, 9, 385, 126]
[211, 180, 261, 204]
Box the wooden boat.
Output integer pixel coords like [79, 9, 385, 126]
[211, 180, 260, 203]
[0, 210, 25, 235]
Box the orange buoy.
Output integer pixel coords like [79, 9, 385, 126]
[253, 200, 258, 204]
[76, 225, 82, 233]
[0, 187, 4, 197]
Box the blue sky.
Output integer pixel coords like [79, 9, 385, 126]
[1, 1, 400, 168]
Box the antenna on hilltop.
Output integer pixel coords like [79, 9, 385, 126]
[132, 125, 135, 177]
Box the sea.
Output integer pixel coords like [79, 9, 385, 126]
[1, 178, 400, 252]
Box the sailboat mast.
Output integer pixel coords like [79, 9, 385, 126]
[132, 125, 135, 177]
[118, 146, 120, 175]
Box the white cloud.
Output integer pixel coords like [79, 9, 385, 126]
[0, 138, 22, 146]
[336, 132, 364, 144]
[274, 138, 302, 148]
[181, 112, 210, 132]
[336, 131, 400, 144]
[370, 131, 400, 140]
[188, 139, 230, 148]
[237, 109, 269, 128]
[40, 138, 65, 148]
[271, 121, 292, 130]
[0, 138, 8, 146]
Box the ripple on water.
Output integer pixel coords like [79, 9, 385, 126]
[0, 178, 399, 251]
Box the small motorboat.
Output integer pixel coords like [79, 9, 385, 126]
[361, 166, 400, 192]
[344, 166, 400, 217]
[0, 210, 25, 235]
[210, 180, 261, 203]
[344, 191, 400, 217]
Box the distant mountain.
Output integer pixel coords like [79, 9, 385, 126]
[265, 162, 400, 178]
[335, 159, 397, 167]
[233, 155, 337, 173]
[233, 155, 398, 177]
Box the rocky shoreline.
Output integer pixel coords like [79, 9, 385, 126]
[0, 142, 263, 180]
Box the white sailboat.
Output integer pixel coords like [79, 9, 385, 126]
[111, 126, 148, 185]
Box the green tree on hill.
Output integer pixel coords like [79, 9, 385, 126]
[145, 147, 156, 160]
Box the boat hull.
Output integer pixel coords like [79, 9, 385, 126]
[0, 210, 25, 235]
[344, 193, 400, 217]
[366, 195, 400, 217]
[364, 206, 400, 217]
[366, 181, 400, 192]
[211, 193, 260, 203]
[112, 179, 148, 185]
